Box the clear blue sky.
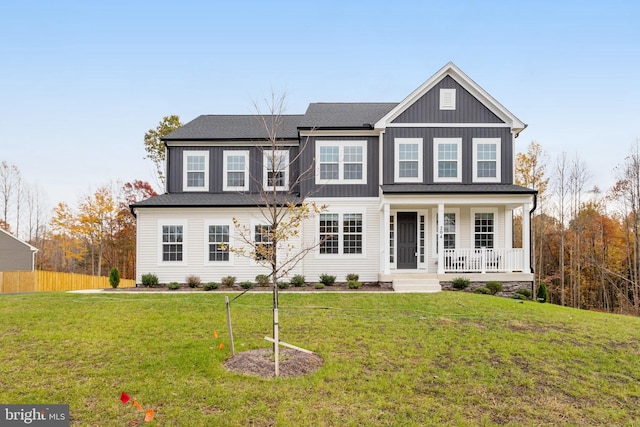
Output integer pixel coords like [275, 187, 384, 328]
[1, 0, 639, 211]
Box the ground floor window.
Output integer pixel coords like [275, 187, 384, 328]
[208, 225, 229, 262]
[474, 212, 495, 248]
[319, 212, 363, 255]
[162, 225, 183, 262]
[254, 225, 273, 261]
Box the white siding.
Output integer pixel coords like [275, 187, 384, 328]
[302, 198, 380, 282]
[135, 207, 303, 284]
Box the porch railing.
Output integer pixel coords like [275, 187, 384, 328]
[442, 248, 525, 273]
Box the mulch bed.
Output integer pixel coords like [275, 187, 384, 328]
[106, 282, 393, 292]
[223, 348, 324, 378]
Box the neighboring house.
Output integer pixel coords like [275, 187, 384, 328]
[0, 228, 38, 271]
[132, 63, 536, 291]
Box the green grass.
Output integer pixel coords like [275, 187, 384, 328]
[0, 291, 639, 426]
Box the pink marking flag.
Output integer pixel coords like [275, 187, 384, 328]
[120, 392, 131, 404]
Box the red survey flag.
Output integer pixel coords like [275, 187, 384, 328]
[132, 400, 143, 410]
[120, 392, 131, 404]
[144, 409, 155, 422]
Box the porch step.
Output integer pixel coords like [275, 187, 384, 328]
[392, 278, 441, 293]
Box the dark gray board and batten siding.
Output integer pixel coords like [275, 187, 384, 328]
[383, 127, 514, 185]
[392, 76, 504, 124]
[166, 145, 300, 194]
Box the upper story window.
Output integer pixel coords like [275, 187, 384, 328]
[439, 88, 456, 110]
[183, 151, 209, 192]
[316, 141, 367, 185]
[473, 138, 501, 182]
[434, 138, 462, 183]
[263, 150, 289, 191]
[394, 138, 423, 183]
[223, 151, 249, 191]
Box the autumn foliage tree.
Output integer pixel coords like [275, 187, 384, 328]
[144, 115, 182, 190]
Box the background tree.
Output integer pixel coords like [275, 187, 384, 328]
[0, 161, 20, 232]
[144, 115, 182, 190]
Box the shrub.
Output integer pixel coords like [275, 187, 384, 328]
[221, 276, 236, 287]
[186, 275, 201, 288]
[167, 282, 180, 290]
[141, 273, 159, 287]
[204, 282, 219, 291]
[255, 274, 270, 287]
[485, 281, 503, 295]
[319, 273, 336, 286]
[109, 267, 120, 289]
[348, 280, 362, 289]
[474, 287, 491, 295]
[451, 277, 470, 290]
[240, 281, 254, 290]
[515, 288, 532, 298]
[277, 281, 289, 289]
[537, 282, 548, 303]
[512, 293, 528, 300]
[290, 275, 305, 287]
[314, 283, 325, 289]
[346, 273, 359, 282]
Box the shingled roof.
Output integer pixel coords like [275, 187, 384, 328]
[163, 114, 304, 141]
[131, 192, 304, 209]
[380, 184, 537, 194]
[299, 103, 397, 129]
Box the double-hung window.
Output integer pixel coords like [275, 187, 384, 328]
[432, 209, 459, 255]
[223, 151, 249, 191]
[472, 209, 496, 249]
[208, 225, 230, 262]
[161, 224, 184, 262]
[254, 224, 273, 261]
[473, 138, 501, 182]
[183, 151, 209, 191]
[316, 141, 366, 184]
[394, 138, 423, 183]
[318, 212, 363, 255]
[263, 150, 289, 190]
[434, 138, 462, 182]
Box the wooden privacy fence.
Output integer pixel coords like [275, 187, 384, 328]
[0, 270, 136, 293]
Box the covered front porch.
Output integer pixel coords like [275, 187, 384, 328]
[378, 191, 535, 283]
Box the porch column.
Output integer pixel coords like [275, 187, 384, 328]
[437, 203, 444, 274]
[383, 203, 390, 274]
[523, 203, 531, 273]
[505, 208, 513, 250]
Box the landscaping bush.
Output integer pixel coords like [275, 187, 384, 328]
[221, 276, 236, 287]
[186, 275, 201, 288]
[474, 287, 491, 295]
[255, 274, 270, 287]
[319, 273, 336, 286]
[515, 288, 532, 298]
[348, 280, 362, 289]
[485, 281, 503, 295]
[290, 274, 305, 287]
[314, 283, 325, 289]
[512, 293, 528, 300]
[277, 281, 289, 289]
[451, 277, 470, 290]
[204, 282, 219, 291]
[141, 273, 159, 287]
[109, 267, 120, 289]
[167, 282, 180, 290]
[346, 273, 359, 282]
[240, 281, 254, 290]
[537, 282, 548, 303]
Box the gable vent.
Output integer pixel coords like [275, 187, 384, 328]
[440, 88, 456, 110]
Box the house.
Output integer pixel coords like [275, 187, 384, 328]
[0, 228, 38, 271]
[132, 62, 536, 292]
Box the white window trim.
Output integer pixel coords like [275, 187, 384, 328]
[183, 150, 209, 192]
[440, 88, 456, 110]
[315, 140, 367, 185]
[431, 208, 460, 257]
[204, 220, 234, 265]
[262, 150, 289, 191]
[394, 138, 423, 183]
[316, 209, 366, 258]
[472, 138, 501, 183]
[433, 138, 462, 183]
[158, 220, 187, 265]
[223, 150, 250, 191]
[470, 208, 499, 249]
[249, 220, 274, 267]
